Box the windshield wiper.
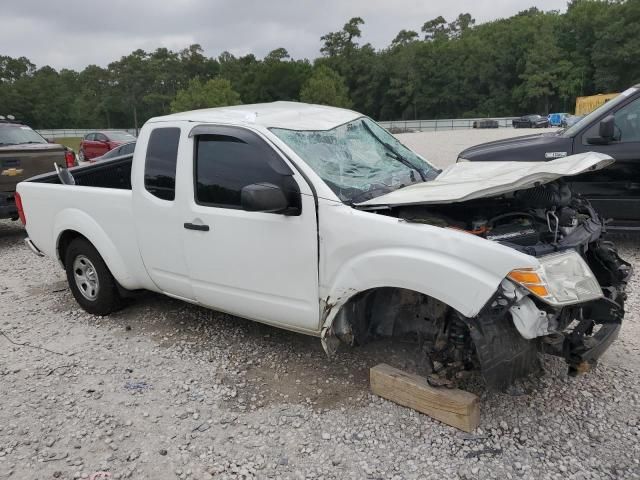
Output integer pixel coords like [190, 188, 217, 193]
[0, 142, 16, 146]
[361, 121, 427, 181]
[348, 183, 410, 205]
[383, 148, 425, 182]
[17, 141, 45, 144]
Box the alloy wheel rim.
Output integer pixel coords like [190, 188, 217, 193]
[73, 255, 100, 301]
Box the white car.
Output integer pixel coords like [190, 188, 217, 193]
[16, 102, 630, 389]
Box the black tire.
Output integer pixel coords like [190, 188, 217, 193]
[78, 149, 85, 162]
[64, 237, 122, 315]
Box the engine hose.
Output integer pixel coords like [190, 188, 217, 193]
[487, 212, 535, 228]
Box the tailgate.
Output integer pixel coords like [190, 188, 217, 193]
[0, 144, 65, 192]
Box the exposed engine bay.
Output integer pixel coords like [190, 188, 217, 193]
[336, 180, 633, 390]
[393, 180, 605, 258]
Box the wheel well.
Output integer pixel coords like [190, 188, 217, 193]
[57, 230, 89, 264]
[329, 287, 451, 345]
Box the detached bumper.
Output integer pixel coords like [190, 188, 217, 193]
[545, 297, 623, 375]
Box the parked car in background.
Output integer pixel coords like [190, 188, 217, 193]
[79, 131, 136, 162]
[90, 141, 136, 163]
[0, 116, 75, 220]
[17, 102, 630, 389]
[561, 114, 584, 128]
[458, 84, 640, 231]
[548, 113, 569, 127]
[512, 115, 550, 128]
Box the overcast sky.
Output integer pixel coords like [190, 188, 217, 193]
[1, 0, 567, 71]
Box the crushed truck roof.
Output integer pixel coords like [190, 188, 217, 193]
[149, 101, 362, 131]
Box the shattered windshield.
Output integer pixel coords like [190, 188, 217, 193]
[271, 117, 439, 203]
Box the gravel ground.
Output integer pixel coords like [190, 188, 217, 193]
[1, 129, 639, 480]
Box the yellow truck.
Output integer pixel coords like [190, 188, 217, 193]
[575, 92, 619, 115]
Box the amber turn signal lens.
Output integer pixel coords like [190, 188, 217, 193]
[524, 284, 549, 297]
[508, 269, 550, 298]
[508, 270, 542, 284]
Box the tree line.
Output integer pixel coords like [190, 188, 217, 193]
[1, 0, 638, 129]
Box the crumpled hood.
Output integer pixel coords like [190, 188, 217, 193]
[356, 152, 614, 207]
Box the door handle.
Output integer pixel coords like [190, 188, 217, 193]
[184, 222, 209, 232]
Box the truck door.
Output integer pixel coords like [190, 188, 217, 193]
[573, 91, 640, 227]
[132, 125, 194, 300]
[182, 126, 320, 333]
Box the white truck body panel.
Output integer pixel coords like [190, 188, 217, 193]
[18, 184, 154, 291]
[317, 201, 537, 320]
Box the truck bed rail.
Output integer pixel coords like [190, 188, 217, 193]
[26, 155, 133, 190]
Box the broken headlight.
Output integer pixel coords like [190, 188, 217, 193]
[508, 250, 603, 306]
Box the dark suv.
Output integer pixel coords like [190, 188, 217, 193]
[459, 85, 640, 231]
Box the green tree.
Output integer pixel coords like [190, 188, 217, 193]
[0, 56, 35, 83]
[591, 0, 640, 91]
[320, 17, 364, 57]
[299, 66, 352, 108]
[421, 16, 449, 41]
[1, 2, 638, 128]
[108, 49, 154, 130]
[390, 30, 419, 48]
[170, 77, 241, 112]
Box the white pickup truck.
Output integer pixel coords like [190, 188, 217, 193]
[17, 103, 631, 389]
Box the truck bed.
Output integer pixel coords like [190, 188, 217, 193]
[17, 153, 151, 291]
[27, 155, 133, 189]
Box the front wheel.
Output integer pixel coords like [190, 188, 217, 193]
[78, 149, 85, 162]
[64, 237, 121, 315]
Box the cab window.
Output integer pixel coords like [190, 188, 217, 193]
[144, 128, 180, 201]
[194, 130, 300, 212]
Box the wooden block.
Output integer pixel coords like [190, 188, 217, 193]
[370, 363, 480, 432]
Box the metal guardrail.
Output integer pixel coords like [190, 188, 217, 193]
[377, 117, 518, 132]
[37, 128, 137, 139]
[36, 118, 518, 138]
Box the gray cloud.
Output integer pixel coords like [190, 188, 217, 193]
[0, 0, 566, 70]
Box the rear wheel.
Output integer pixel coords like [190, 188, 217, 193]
[64, 237, 121, 315]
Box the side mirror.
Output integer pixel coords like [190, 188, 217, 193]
[588, 115, 616, 145]
[599, 115, 615, 140]
[241, 183, 295, 214]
